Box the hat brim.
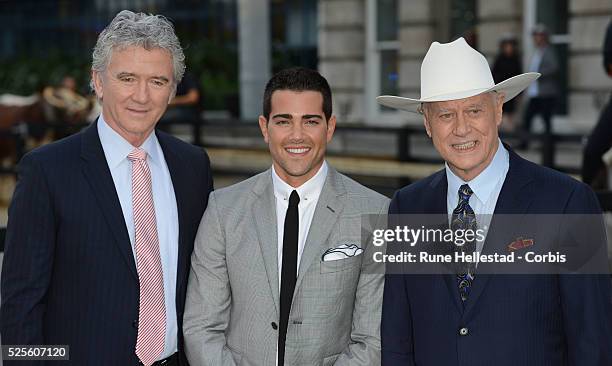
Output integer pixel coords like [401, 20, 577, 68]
[377, 72, 540, 113]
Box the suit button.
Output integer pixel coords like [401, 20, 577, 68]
[271, 322, 278, 330]
[133, 320, 138, 329]
[459, 327, 469, 336]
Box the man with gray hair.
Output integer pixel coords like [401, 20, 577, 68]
[1, 10, 213, 366]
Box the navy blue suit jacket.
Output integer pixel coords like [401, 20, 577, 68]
[381, 148, 612, 366]
[0, 122, 213, 365]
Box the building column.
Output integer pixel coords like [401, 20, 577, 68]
[238, 0, 271, 120]
[476, 0, 524, 61]
[567, 0, 612, 131]
[318, 0, 365, 124]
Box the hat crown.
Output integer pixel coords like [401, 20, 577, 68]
[420, 38, 494, 101]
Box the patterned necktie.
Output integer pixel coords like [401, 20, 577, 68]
[128, 148, 166, 366]
[278, 190, 300, 366]
[451, 184, 477, 302]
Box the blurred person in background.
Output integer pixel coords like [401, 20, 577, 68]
[41, 75, 92, 139]
[462, 28, 478, 51]
[581, 20, 612, 188]
[520, 24, 559, 149]
[492, 34, 522, 131]
[41, 75, 91, 123]
[158, 71, 202, 130]
[0, 10, 213, 366]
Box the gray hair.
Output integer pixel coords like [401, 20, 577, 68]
[90, 10, 185, 91]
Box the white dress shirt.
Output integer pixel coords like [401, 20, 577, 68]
[527, 48, 544, 97]
[271, 160, 328, 365]
[272, 161, 328, 288]
[97, 115, 179, 359]
[446, 139, 509, 252]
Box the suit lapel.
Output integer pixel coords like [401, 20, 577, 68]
[294, 168, 345, 292]
[156, 131, 191, 293]
[80, 121, 138, 281]
[427, 170, 448, 214]
[491, 149, 535, 215]
[251, 170, 281, 316]
[463, 148, 535, 317]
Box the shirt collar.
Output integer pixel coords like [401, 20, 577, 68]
[272, 160, 328, 204]
[97, 113, 162, 169]
[445, 139, 509, 204]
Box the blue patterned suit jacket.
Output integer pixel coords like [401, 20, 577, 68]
[381, 148, 612, 366]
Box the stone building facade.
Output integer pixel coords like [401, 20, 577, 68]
[317, 0, 612, 132]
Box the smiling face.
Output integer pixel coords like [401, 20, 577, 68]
[423, 92, 504, 181]
[259, 90, 336, 187]
[92, 45, 174, 146]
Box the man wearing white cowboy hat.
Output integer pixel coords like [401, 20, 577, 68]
[379, 38, 612, 366]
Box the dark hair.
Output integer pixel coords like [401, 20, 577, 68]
[262, 67, 332, 121]
[498, 33, 518, 49]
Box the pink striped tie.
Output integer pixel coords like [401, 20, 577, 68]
[128, 148, 166, 366]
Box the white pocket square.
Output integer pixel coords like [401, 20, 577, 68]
[322, 244, 363, 261]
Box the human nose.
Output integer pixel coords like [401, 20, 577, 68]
[131, 80, 149, 104]
[453, 113, 471, 136]
[288, 122, 304, 141]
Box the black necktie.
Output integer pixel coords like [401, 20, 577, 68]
[278, 190, 299, 366]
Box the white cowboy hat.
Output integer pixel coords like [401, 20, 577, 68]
[377, 37, 540, 113]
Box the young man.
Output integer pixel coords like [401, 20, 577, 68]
[1, 10, 213, 366]
[184, 67, 389, 365]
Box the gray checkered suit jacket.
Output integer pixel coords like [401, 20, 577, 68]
[184, 166, 389, 365]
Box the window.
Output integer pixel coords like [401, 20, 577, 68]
[271, 0, 318, 71]
[366, 0, 400, 123]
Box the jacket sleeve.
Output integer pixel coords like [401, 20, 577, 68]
[1, 153, 56, 354]
[539, 46, 559, 78]
[381, 192, 416, 366]
[603, 20, 612, 75]
[183, 192, 238, 366]
[560, 183, 612, 366]
[332, 199, 390, 366]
